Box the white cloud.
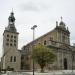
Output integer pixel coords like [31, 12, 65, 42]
[18, 0, 51, 12]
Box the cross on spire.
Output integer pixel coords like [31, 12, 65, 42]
[12, 8, 13, 13]
[61, 16, 63, 21]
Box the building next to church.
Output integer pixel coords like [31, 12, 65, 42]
[1, 11, 21, 71]
[1, 11, 75, 71]
[21, 18, 75, 70]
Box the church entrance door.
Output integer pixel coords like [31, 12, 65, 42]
[64, 58, 67, 69]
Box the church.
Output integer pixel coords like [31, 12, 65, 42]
[1, 11, 75, 71]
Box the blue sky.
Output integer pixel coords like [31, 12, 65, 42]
[0, 0, 75, 57]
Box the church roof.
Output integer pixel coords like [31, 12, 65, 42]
[22, 19, 70, 49]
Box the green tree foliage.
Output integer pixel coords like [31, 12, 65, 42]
[33, 44, 56, 72]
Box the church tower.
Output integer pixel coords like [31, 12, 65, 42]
[3, 11, 18, 54]
[55, 17, 70, 45]
[2, 11, 21, 71]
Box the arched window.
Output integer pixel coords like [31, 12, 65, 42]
[14, 56, 16, 62]
[10, 56, 12, 62]
[7, 39, 9, 41]
[11, 35, 13, 38]
[10, 43, 12, 46]
[14, 40, 16, 42]
[7, 34, 9, 37]
[14, 36, 16, 38]
[44, 40, 46, 45]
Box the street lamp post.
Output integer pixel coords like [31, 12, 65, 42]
[72, 51, 74, 73]
[31, 25, 37, 75]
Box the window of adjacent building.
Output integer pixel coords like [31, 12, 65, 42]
[14, 56, 16, 62]
[10, 56, 12, 62]
[44, 40, 46, 45]
[7, 34, 9, 37]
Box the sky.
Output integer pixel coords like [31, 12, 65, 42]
[0, 0, 75, 58]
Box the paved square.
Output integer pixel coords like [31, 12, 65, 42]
[1, 70, 75, 75]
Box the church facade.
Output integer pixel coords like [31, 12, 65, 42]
[1, 11, 75, 71]
[21, 18, 75, 70]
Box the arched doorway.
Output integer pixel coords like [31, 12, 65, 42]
[64, 58, 67, 69]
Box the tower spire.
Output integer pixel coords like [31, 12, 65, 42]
[12, 8, 13, 12]
[61, 16, 63, 21]
[59, 16, 66, 29]
[11, 8, 14, 14]
[56, 21, 58, 27]
[9, 10, 15, 24]
[5, 10, 17, 32]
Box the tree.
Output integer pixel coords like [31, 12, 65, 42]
[33, 44, 56, 72]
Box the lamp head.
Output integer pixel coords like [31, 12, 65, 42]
[31, 25, 37, 30]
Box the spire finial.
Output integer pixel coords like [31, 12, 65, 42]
[12, 8, 13, 12]
[61, 16, 63, 21]
[11, 8, 14, 15]
[67, 27, 69, 30]
[56, 21, 58, 27]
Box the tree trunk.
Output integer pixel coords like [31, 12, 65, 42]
[40, 66, 44, 72]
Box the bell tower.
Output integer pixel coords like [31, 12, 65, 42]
[6, 10, 17, 32]
[3, 11, 19, 54]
